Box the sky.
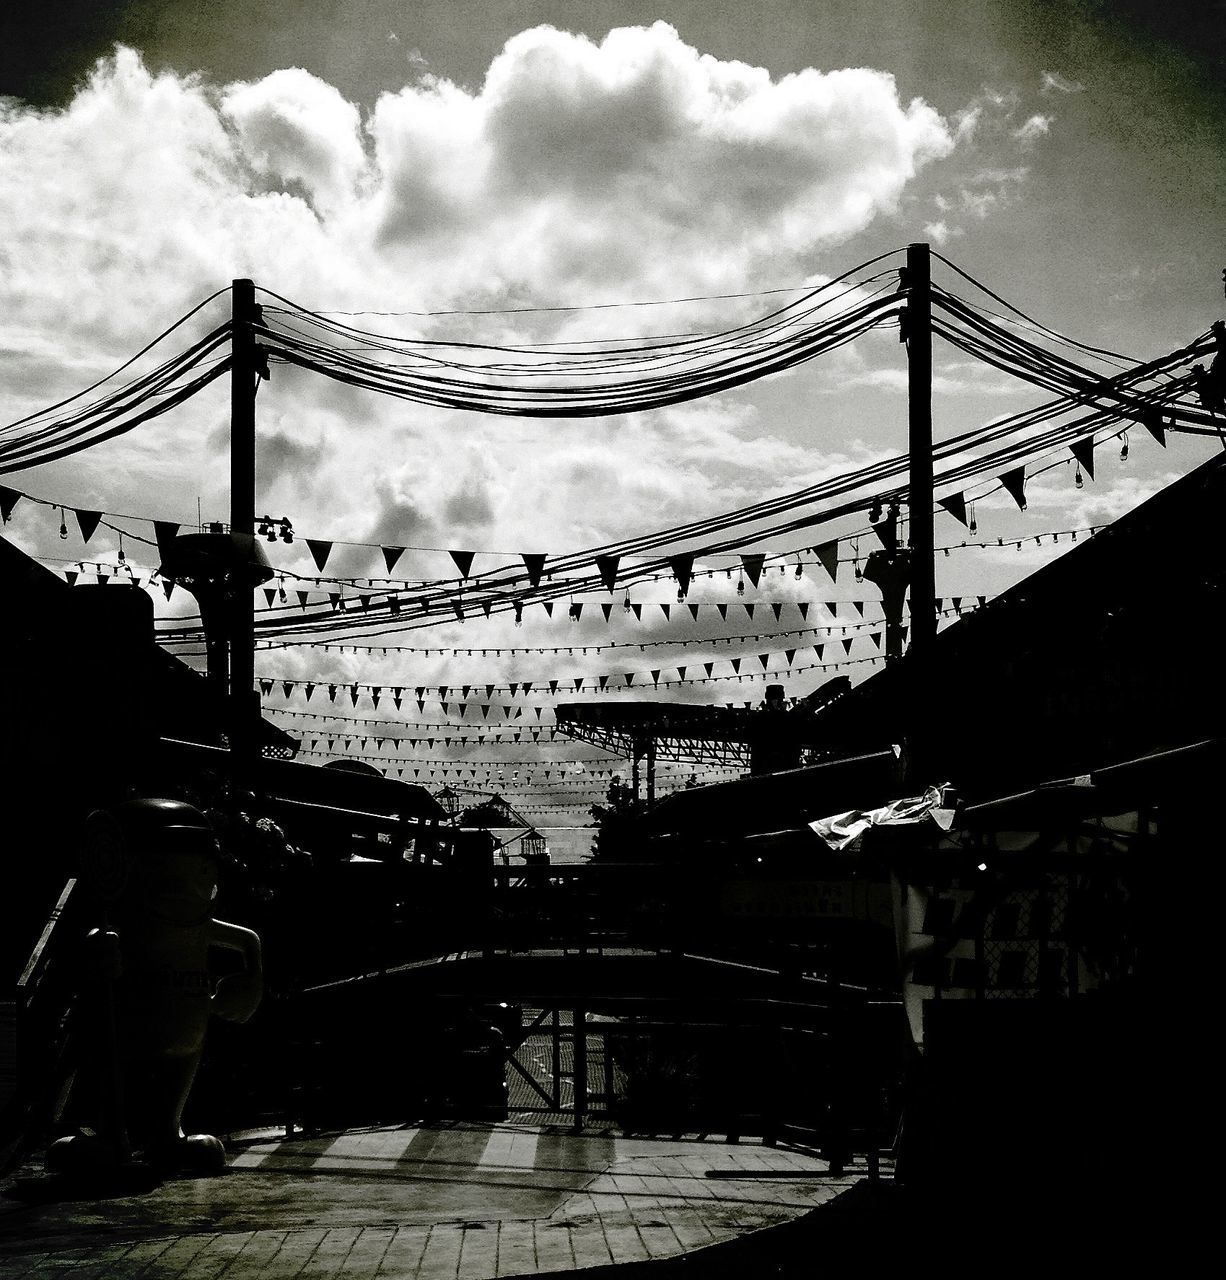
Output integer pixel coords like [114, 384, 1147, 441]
[1, 1, 1223, 819]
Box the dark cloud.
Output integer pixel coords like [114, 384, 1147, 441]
[443, 477, 494, 528]
[258, 428, 331, 489]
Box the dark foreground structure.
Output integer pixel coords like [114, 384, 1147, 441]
[4, 455, 1221, 1270]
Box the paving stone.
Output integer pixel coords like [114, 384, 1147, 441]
[418, 1225, 463, 1280]
[530, 1222, 574, 1274]
[374, 1225, 432, 1279]
[456, 1221, 500, 1280]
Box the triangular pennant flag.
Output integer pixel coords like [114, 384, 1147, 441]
[688, 604, 699, 621]
[631, 603, 642, 621]
[522, 553, 547, 587]
[549, 680, 558, 694]
[717, 604, 728, 620]
[452, 600, 464, 621]
[574, 678, 584, 691]
[937, 493, 968, 526]
[785, 649, 796, 666]
[259, 679, 273, 696]
[598, 674, 609, 690]
[162, 580, 174, 601]
[153, 519, 179, 547]
[1070, 437, 1095, 481]
[1139, 409, 1166, 447]
[0, 487, 22, 523]
[651, 670, 661, 686]
[543, 601, 554, 617]
[296, 590, 310, 609]
[854, 601, 865, 616]
[814, 542, 839, 580]
[743, 604, 755, 620]
[758, 654, 770, 669]
[871, 632, 882, 649]
[799, 602, 809, 619]
[677, 666, 687, 680]
[668, 555, 694, 597]
[306, 539, 333, 571]
[740, 553, 765, 587]
[595, 554, 620, 593]
[450, 550, 475, 578]
[623, 673, 634, 687]
[601, 603, 613, 622]
[263, 588, 276, 607]
[570, 603, 583, 621]
[305, 683, 316, 701]
[731, 658, 742, 673]
[999, 467, 1027, 511]
[65, 570, 78, 587]
[75, 509, 102, 543]
[842, 638, 853, 655]
[95, 572, 108, 585]
[771, 603, 783, 621]
[660, 604, 671, 620]
[382, 546, 404, 573]
[359, 594, 371, 610]
[704, 662, 714, 677]
[281, 681, 293, 699]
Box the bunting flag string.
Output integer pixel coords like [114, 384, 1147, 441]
[256, 644, 898, 715]
[249, 599, 987, 707]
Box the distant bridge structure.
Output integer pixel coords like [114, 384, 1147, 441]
[554, 681, 852, 801]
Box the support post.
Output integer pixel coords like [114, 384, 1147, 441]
[905, 243, 935, 779]
[230, 279, 259, 787]
[572, 1006, 587, 1131]
[646, 737, 656, 805]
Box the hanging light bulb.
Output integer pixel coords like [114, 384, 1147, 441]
[278, 584, 288, 603]
[868, 499, 883, 523]
[59, 509, 68, 540]
[623, 593, 632, 613]
[514, 601, 524, 627]
[794, 562, 803, 579]
[1120, 432, 1129, 461]
[736, 575, 745, 596]
[117, 535, 125, 564]
[1074, 468, 1084, 489]
[968, 504, 977, 535]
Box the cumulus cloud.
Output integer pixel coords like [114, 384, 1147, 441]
[1040, 70, 1085, 96]
[0, 29, 968, 533]
[1, 26, 1028, 723]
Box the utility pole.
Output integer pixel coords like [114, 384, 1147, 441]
[230, 278, 259, 786]
[904, 243, 935, 778]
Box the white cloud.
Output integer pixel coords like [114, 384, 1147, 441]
[0, 27, 1032, 721]
[1040, 71, 1085, 96]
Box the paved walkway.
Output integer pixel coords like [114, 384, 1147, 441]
[0, 1122, 861, 1278]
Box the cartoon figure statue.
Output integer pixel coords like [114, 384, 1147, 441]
[49, 799, 262, 1176]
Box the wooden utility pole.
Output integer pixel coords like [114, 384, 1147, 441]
[230, 278, 258, 783]
[905, 243, 935, 778]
